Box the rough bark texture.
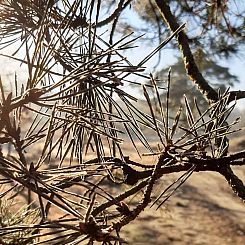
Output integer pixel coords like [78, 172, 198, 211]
[155, 0, 218, 102]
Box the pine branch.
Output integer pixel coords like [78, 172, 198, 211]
[154, 0, 218, 102]
[154, 0, 245, 203]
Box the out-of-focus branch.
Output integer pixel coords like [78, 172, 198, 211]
[97, 0, 132, 27]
